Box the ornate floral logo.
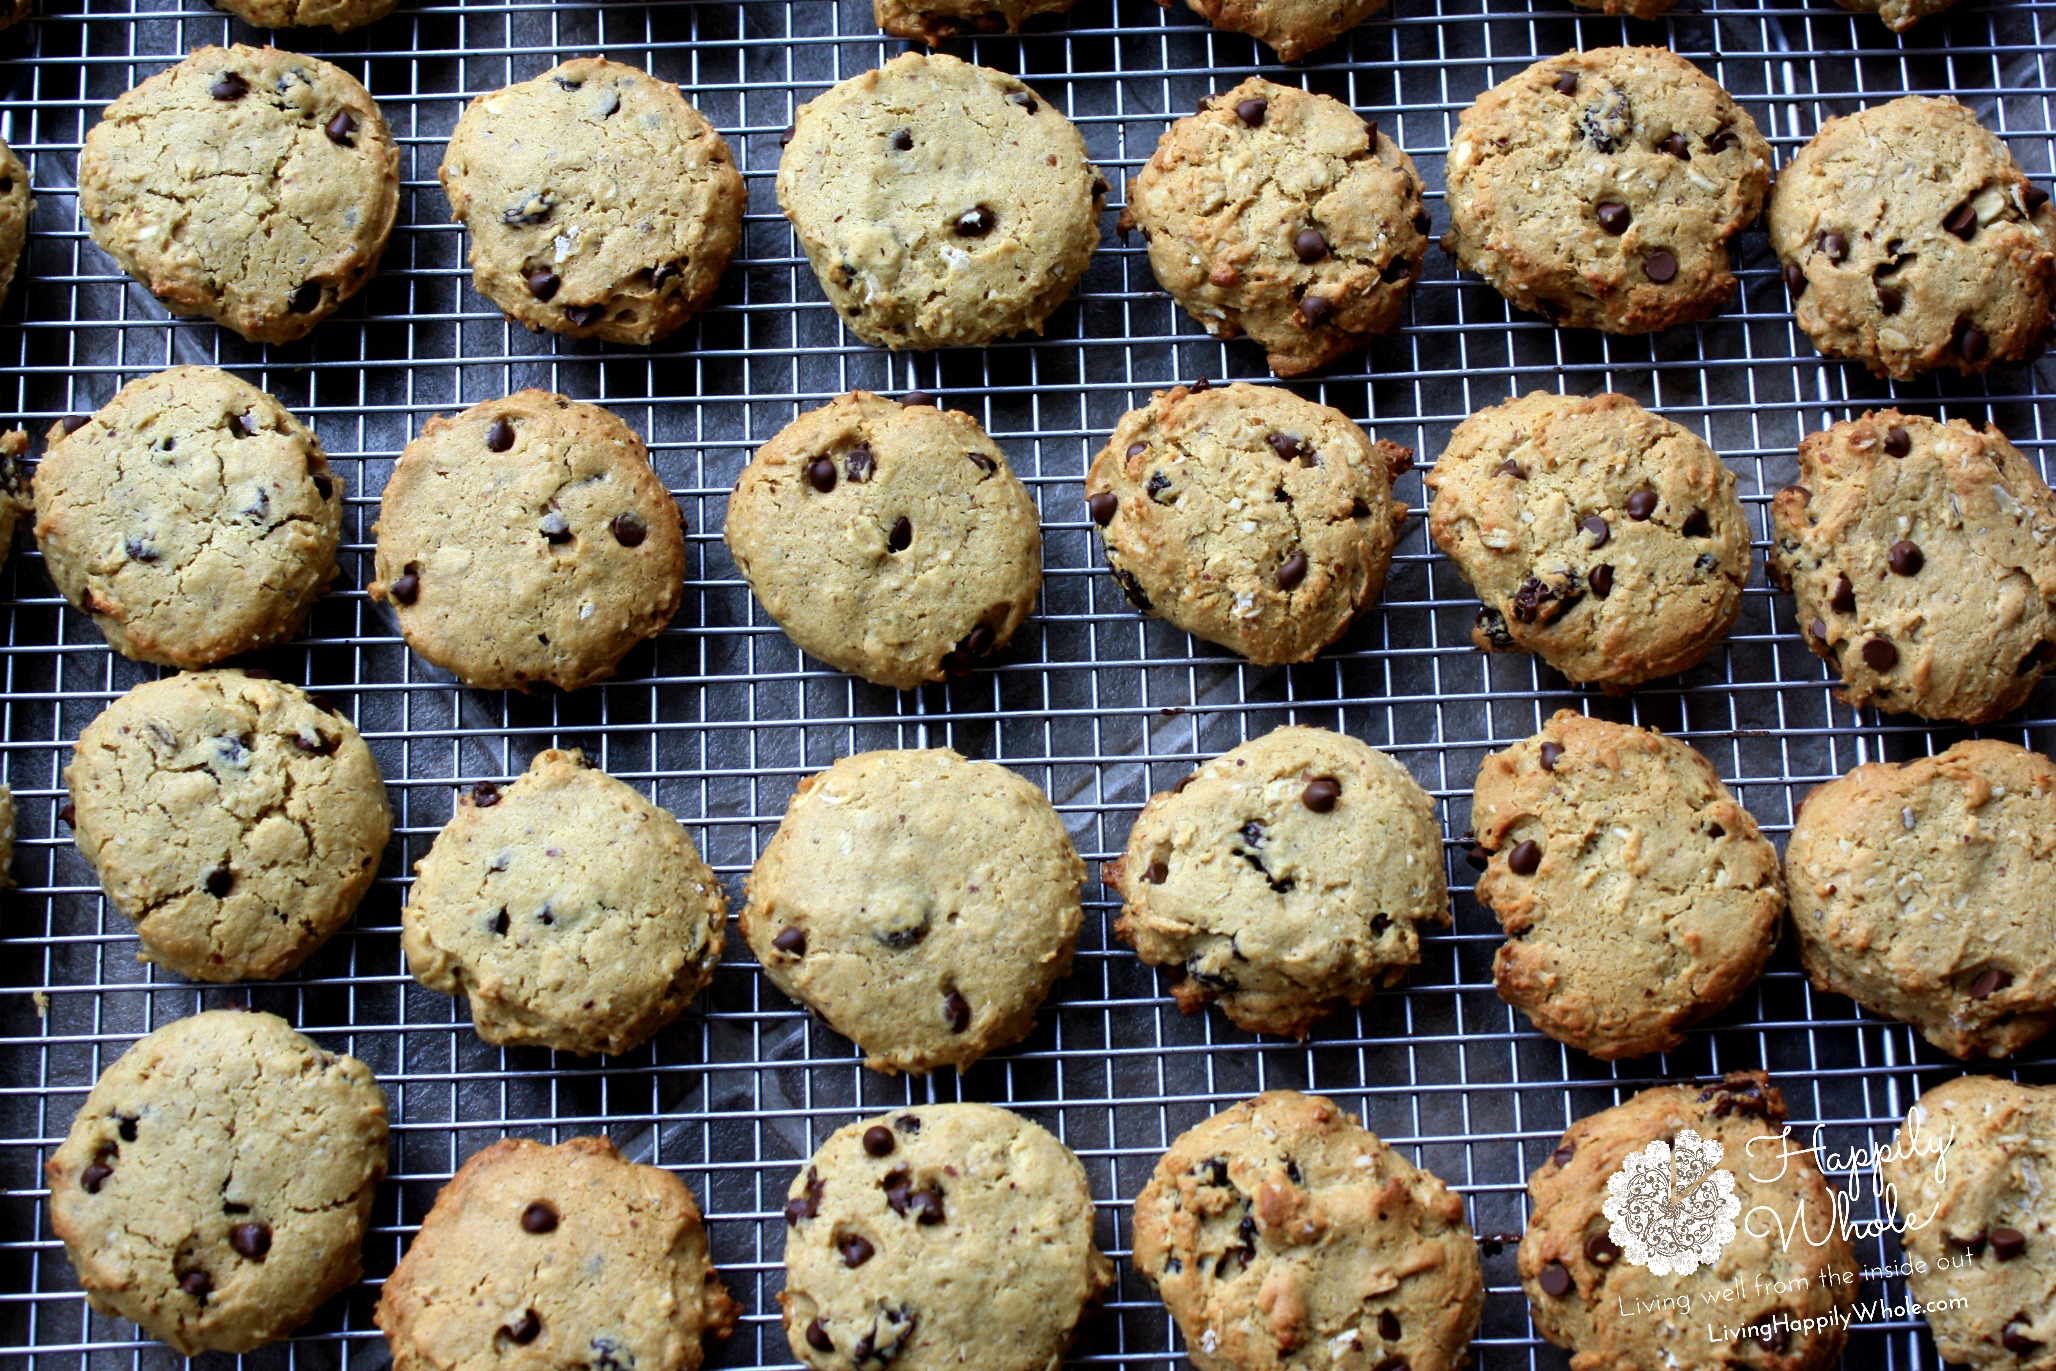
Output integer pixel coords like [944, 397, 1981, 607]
[1601, 1129, 1742, 1277]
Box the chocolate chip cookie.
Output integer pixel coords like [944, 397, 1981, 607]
[724, 391, 1042, 690]
[777, 52, 1105, 351]
[1769, 411, 2056, 723]
[780, 1102, 1112, 1371]
[377, 1136, 738, 1371]
[741, 747, 1084, 1074]
[0, 428, 31, 567]
[1882, 1075, 2056, 1369]
[875, 0, 1075, 44]
[210, 0, 397, 29]
[1567, 0, 1674, 16]
[403, 749, 726, 1057]
[1084, 382, 1408, 665]
[441, 58, 745, 346]
[1471, 711, 1785, 1060]
[1521, 1073, 1859, 1371]
[0, 0, 29, 30]
[35, 367, 343, 667]
[64, 670, 391, 982]
[1770, 97, 2055, 380]
[1133, 1090, 1483, 1371]
[1829, 0, 1961, 29]
[1426, 391, 1749, 690]
[0, 782, 16, 888]
[46, 1010, 388, 1356]
[1105, 725, 1448, 1038]
[1443, 48, 1770, 333]
[369, 391, 686, 692]
[1173, 0, 1388, 62]
[1786, 739, 2056, 1060]
[0, 134, 31, 309]
[78, 45, 398, 344]
[1121, 79, 1429, 378]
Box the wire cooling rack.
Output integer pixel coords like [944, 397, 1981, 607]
[1, 0, 2054, 1364]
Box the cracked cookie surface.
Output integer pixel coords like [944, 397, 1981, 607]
[1769, 410, 2056, 723]
[78, 45, 398, 344]
[45, 1009, 388, 1356]
[0, 135, 31, 309]
[35, 367, 343, 667]
[779, 1102, 1111, 1371]
[441, 57, 744, 346]
[1132, 1089, 1482, 1371]
[1520, 1073, 1858, 1371]
[377, 1135, 738, 1371]
[64, 669, 391, 982]
[1123, 79, 1428, 378]
[1769, 97, 2055, 380]
[1106, 725, 1447, 1038]
[1083, 382, 1408, 665]
[402, 748, 726, 1057]
[725, 391, 1042, 690]
[777, 52, 1105, 350]
[1426, 391, 1749, 690]
[1471, 711, 1784, 1060]
[1174, 0, 1387, 61]
[1443, 47, 1770, 333]
[1786, 740, 2056, 1059]
[369, 390, 686, 691]
[741, 747, 1084, 1074]
[1882, 1075, 2056, 1369]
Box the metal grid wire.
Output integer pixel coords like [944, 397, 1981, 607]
[1, 0, 2054, 1362]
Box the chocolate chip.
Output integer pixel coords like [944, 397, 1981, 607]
[287, 281, 322, 313]
[1145, 860, 1168, 885]
[1235, 98, 1267, 126]
[1190, 377, 1210, 392]
[967, 453, 996, 478]
[1465, 843, 1490, 871]
[1378, 1311, 1401, 1341]
[1624, 488, 1658, 521]
[1500, 459, 1527, 479]
[472, 781, 501, 807]
[1553, 71, 1578, 96]
[785, 1169, 824, 1224]
[312, 473, 334, 500]
[960, 623, 995, 657]
[507, 1310, 542, 1344]
[902, 390, 935, 409]
[806, 1319, 833, 1352]
[779, 125, 795, 146]
[1887, 540, 1923, 575]
[1277, 551, 1307, 590]
[1007, 90, 1037, 114]
[1819, 230, 1848, 263]
[58, 803, 75, 828]
[612, 512, 647, 547]
[1945, 201, 1978, 239]
[1266, 432, 1307, 462]
[1708, 822, 1725, 839]
[649, 259, 682, 290]
[845, 446, 875, 483]
[180, 1270, 212, 1299]
[1877, 283, 1903, 315]
[61, 415, 89, 435]
[540, 512, 572, 545]
[863, 1125, 895, 1157]
[1552, 1141, 1575, 1166]
[772, 927, 806, 955]
[1413, 208, 1432, 235]
[1972, 967, 2014, 999]
[81, 1162, 111, 1193]
[527, 268, 561, 302]
[1296, 294, 1333, 327]
[1682, 508, 1710, 538]
[1538, 1260, 1572, 1297]
[806, 457, 837, 493]
[481, 418, 515, 453]
[840, 1234, 875, 1267]
[1595, 202, 1631, 235]
[1643, 249, 1678, 283]
[1087, 492, 1117, 525]
[118, 1116, 137, 1142]
[521, 1201, 558, 1234]
[1580, 516, 1609, 547]
[206, 866, 234, 898]
[955, 206, 996, 237]
[1293, 228, 1327, 263]
[1879, 424, 1913, 458]
[1509, 839, 1541, 875]
[1302, 778, 1340, 812]
[887, 517, 912, 552]
[211, 72, 247, 101]
[231, 1221, 271, 1259]
[1955, 320, 1989, 362]
[1540, 742, 1565, 771]
[2002, 1319, 2041, 1355]
[1659, 131, 1689, 158]
[1824, 575, 1855, 614]
[891, 128, 913, 151]
[294, 730, 336, 755]
[1861, 637, 1898, 671]
[1991, 1226, 2027, 1259]
[325, 110, 357, 146]
[491, 909, 509, 935]
[912, 1189, 945, 1225]
[1584, 1232, 1620, 1265]
[943, 990, 971, 1032]
[1783, 262, 1807, 295]
[1809, 618, 1828, 643]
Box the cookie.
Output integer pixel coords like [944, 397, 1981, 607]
[777, 52, 1105, 351]
[1771, 97, 2055, 380]
[724, 391, 1042, 690]
[209, 0, 397, 29]
[1443, 48, 1770, 333]
[368, 391, 686, 692]
[1471, 711, 1784, 1060]
[0, 428, 30, 566]
[1105, 725, 1448, 1038]
[45, 1010, 388, 1356]
[1121, 78, 1429, 378]
[0, 0, 28, 29]
[1425, 391, 1750, 691]
[1830, 0, 1960, 28]
[1132, 1090, 1483, 1371]
[0, 134, 31, 308]
[78, 46, 398, 345]
[741, 747, 1084, 1074]
[0, 782, 14, 887]
[1785, 739, 2056, 1060]
[1520, 1072, 1859, 1371]
[64, 669, 390, 981]
[440, 58, 745, 346]
[1768, 410, 2056, 723]
[34, 367, 343, 668]
[875, 0, 1075, 44]
[1566, 0, 1674, 16]
[1083, 382, 1408, 665]
[1881, 1075, 2056, 1369]
[1173, 0, 1387, 62]
[402, 749, 726, 1057]
[779, 1102, 1112, 1371]
[377, 1136, 737, 1371]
